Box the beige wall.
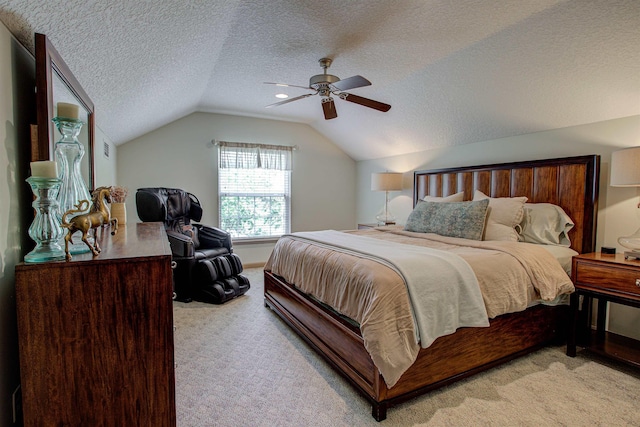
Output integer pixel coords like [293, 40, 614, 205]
[357, 115, 640, 340]
[117, 112, 357, 264]
[94, 124, 117, 188]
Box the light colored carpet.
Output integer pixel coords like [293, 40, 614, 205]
[173, 268, 640, 426]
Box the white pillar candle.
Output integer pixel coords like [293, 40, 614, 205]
[30, 160, 58, 178]
[56, 102, 79, 119]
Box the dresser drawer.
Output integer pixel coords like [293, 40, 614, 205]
[574, 261, 640, 297]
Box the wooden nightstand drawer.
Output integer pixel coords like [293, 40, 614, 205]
[574, 262, 640, 297]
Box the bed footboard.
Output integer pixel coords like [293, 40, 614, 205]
[264, 271, 381, 398]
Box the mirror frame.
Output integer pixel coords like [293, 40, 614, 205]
[35, 33, 95, 189]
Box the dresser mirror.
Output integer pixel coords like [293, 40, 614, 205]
[35, 33, 95, 189]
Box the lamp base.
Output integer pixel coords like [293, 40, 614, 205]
[623, 250, 640, 260]
[375, 215, 396, 225]
[618, 227, 640, 251]
[375, 210, 396, 226]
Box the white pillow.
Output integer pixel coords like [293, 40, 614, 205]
[473, 190, 528, 241]
[423, 191, 464, 202]
[519, 203, 574, 247]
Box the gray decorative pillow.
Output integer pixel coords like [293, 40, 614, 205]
[404, 199, 490, 240]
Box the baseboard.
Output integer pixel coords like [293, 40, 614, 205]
[244, 262, 266, 269]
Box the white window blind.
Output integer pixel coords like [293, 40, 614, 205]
[218, 141, 293, 239]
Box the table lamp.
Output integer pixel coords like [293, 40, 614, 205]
[610, 146, 640, 255]
[371, 172, 402, 225]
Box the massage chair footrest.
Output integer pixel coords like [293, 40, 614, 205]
[193, 274, 250, 304]
[193, 254, 250, 304]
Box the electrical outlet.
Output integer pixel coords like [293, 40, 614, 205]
[12, 384, 22, 425]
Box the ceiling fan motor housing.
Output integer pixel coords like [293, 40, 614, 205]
[310, 73, 340, 89]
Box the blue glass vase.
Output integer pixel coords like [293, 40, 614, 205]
[24, 177, 66, 263]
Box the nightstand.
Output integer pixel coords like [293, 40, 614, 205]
[568, 252, 640, 368]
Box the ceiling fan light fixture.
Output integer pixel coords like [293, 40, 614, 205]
[275, 93, 289, 99]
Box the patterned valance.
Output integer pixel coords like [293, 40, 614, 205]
[217, 140, 294, 171]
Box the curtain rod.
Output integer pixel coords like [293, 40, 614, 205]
[212, 140, 298, 150]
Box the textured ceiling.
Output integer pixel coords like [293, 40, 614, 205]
[0, 0, 638, 161]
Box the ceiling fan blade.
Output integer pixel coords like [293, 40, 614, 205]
[341, 93, 391, 112]
[265, 93, 315, 108]
[331, 75, 371, 91]
[321, 97, 337, 120]
[264, 82, 311, 90]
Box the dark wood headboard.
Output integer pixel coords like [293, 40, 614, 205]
[413, 155, 600, 254]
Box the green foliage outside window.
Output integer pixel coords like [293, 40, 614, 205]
[220, 195, 285, 237]
[219, 167, 290, 238]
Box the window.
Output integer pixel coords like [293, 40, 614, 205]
[218, 141, 293, 239]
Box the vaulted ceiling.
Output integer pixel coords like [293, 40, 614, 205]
[0, 0, 638, 161]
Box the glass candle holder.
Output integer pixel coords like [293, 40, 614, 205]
[53, 116, 92, 254]
[24, 176, 66, 263]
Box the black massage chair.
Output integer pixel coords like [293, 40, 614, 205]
[136, 187, 249, 304]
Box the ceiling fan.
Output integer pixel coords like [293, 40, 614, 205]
[264, 58, 391, 120]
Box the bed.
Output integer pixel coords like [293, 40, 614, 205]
[264, 155, 599, 421]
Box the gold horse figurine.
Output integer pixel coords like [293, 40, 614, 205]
[61, 186, 119, 261]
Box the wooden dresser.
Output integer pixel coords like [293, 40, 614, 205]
[15, 222, 176, 426]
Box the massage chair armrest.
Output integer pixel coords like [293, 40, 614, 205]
[166, 230, 195, 258]
[194, 224, 233, 252]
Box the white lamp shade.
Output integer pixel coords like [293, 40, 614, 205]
[611, 147, 640, 186]
[371, 172, 402, 191]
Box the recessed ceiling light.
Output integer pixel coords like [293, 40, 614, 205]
[275, 93, 289, 99]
